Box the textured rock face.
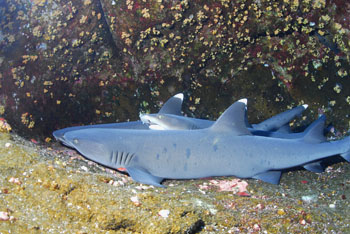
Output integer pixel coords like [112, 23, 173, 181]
[0, 0, 350, 139]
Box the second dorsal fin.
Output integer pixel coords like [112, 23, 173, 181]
[210, 99, 252, 135]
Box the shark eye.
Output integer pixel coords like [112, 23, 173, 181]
[73, 139, 79, 144]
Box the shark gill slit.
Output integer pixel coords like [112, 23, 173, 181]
[117, 151, 122, 165]
[109, 151, 114, 164]
[125, 153, 134, 165]
[122, 152, 127, 165]
[109, 150, 135, 167]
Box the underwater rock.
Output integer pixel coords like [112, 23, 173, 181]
[0, 0, 350, 139]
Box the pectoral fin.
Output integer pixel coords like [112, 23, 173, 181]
[252, 171, 281, 184]
[303, 161, 324, 173]
[126, 167, 165, 188]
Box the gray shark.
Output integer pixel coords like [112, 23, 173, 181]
[53, 93, 184, 146]
[54, 93, 305, 146]
[140, 112, 324, 139]
[141, 105, 328, 173]
[62, 99, 350, 187]
[140, 104, 308, 134]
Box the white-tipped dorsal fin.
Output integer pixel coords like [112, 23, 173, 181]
[302, 104, 309, 110]
[210, 99, 252, 135]
[158, 93, 183, 115]
[303, 115, 327, 143]
[244, 105, 252, 128]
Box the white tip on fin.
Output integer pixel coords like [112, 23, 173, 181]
[238, 98, 247, 105]
[174, 93, 184, 100]
[302, 104, 309, 109]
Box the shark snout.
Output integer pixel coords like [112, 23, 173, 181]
[139, 114, 151, 124]
[63, 130, 112, 163]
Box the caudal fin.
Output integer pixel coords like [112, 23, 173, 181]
[340, 136, 350, 162]
[340, 151, 350, 162]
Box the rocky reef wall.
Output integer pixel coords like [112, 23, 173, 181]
[0, 0, 350, 139]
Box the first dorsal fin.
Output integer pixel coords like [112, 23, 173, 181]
[158, 93, 183, 115]
[244, 106, 252, 128]
[210, 99, 252, 135]
[303, 115, 327, 143]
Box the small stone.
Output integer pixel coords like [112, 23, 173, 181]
[277, 209, 285, 215]
[130, 196, 141, 206]
[329, 204, 336, 209]
[9, 177, 21, 185]
[80, 166, 88, 172]
[299, 219, 306, 225]
[253, 223, 261, 231]
[1, 188, 9, 194]
[115, 180, 124, 186]
[301, 195, 317, 203]
[0, 212, 10, 221]
[5, 143, 11, 148]
[158, 209, 170, 218]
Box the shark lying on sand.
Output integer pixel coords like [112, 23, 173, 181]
[62, 99, 350, 187]
[53, 93, 185, 147]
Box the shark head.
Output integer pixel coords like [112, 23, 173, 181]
[53, 129, 72, 147]
[63, 129, 114, 165]
[62, 129, 137, 169]
[140, 113, 198, 130]
[139, 113, 167, 130]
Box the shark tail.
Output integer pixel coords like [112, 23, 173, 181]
[340, 151, 350, 162]
[340, 136, 350, 162]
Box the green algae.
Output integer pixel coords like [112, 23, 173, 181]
[1, 132, 350, 233]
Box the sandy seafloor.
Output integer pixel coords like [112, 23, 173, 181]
[0, 131, 349, 233]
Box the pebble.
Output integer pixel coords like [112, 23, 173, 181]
[80, 166, 88, 172]
[5, 143, 11, 148]
[253, 223, 261, 231]
[0, 212, 14, 221]
[256, 203, 265, 210]
[301, 195, 317, 203]
[8, 177, 22, 185]
[277, 209, 286, 215]
[130, 196, 141, 206]
[135, 185, 151, 190]
[329, 203, 336, 209]
[158, 209, 170, 218]
[0, 212, 10, 221]
[108, 180, 124, 187]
